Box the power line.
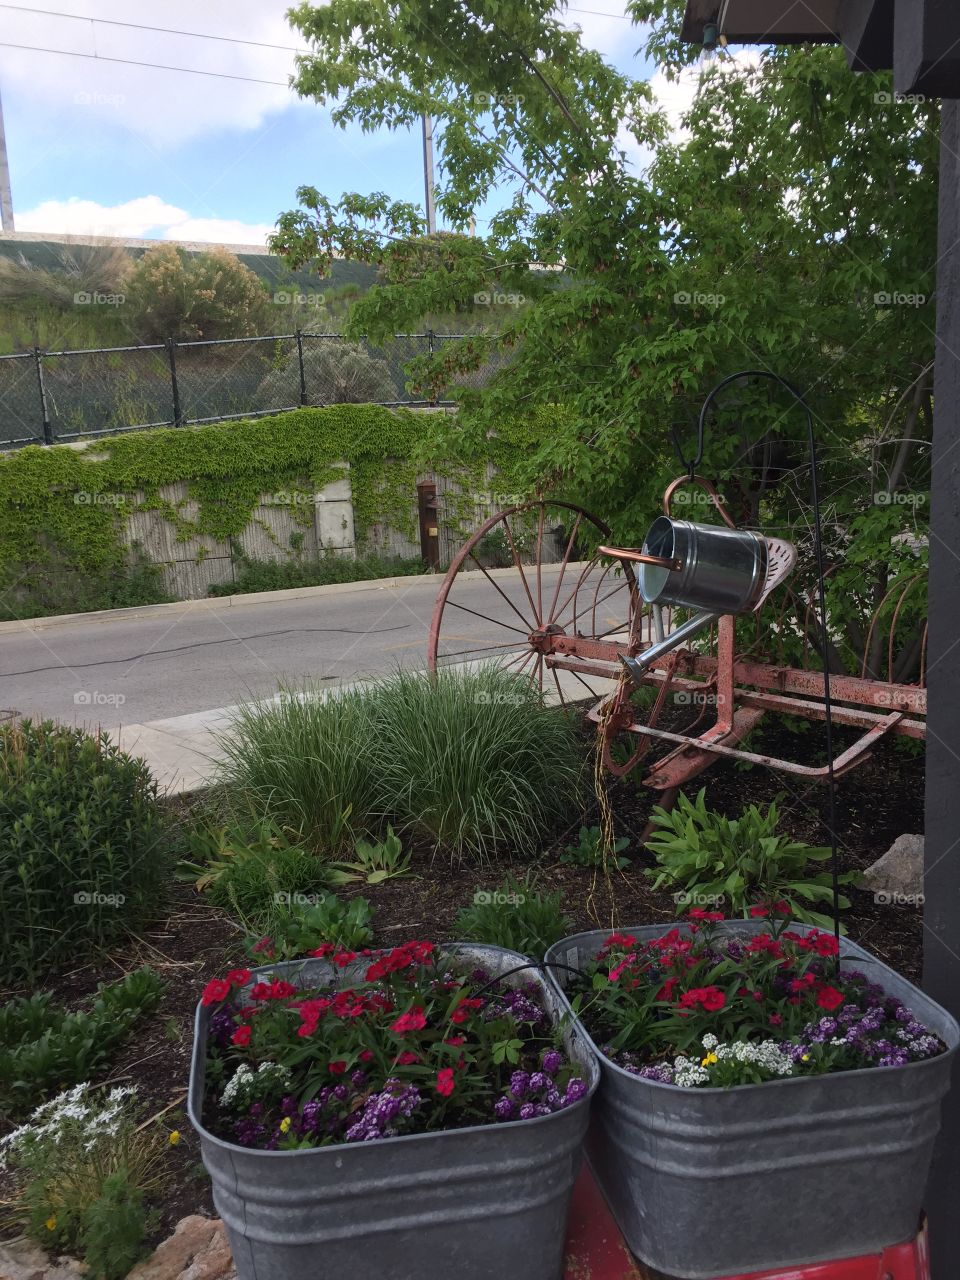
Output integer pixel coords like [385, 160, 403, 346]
[0, 5, 309, 54]
[0, 41, 292, 87]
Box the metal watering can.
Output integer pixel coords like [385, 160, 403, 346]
[600, 478, 797, 683]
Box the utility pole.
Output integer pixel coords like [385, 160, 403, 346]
[421, 113, 437, 235]
[0, 81, 15, 232]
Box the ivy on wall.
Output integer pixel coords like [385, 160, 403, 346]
[0, 405, 547, 609]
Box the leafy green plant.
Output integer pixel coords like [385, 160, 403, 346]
[177, 813, 331, 922]
[0, 1084, 165, 1280]
[371, 667, 585, 862]
[644, 789, 856, 929]
[328, 826, 412, 885]
[454, 873, 572, 957]
[208, 552, 426, 597]
[248, 894, 375, 960]
[0, 968, 163, 1118]
[0, 720, 169, 983]
[125, 243, 269, 341]
[561, 825, 630, 871]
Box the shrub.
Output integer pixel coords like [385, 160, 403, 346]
[644, 789, 856, 929]
[216, 688, 383, 853]
[0, 242, 131, 309]
[301, 339, 398, 404]
[371, 667, 584, 861]
[0, 1084, 165, 1279]
[177, 813, 331, 923]
[454, 873, 573, 957]
[247, 894, 375, 960]
[0, 967, 163, 1118]
[208, 552, 427, 598]
[0, 721, 169, 982]
[126, 244, 269, 341]
[0, 543, 168, 621]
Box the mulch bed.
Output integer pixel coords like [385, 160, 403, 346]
[0, 708, 925, 1245]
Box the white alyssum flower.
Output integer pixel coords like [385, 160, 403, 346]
[669, 1036, 796, 1088]
[220, 1061, 291, 1111]
[0, 1083, 138, 1168]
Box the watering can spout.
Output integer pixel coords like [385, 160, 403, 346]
[619, 609, 720, 683]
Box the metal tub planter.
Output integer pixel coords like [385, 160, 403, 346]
[544, 921, 959, 1279]
[188, 943, 598, 1280]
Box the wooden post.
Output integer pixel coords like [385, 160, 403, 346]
[923, 97, 960, 1280]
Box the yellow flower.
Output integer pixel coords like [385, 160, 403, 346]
[168, 1130, 181, 1146]
[279, 1117, 292, 1134]
[701, 1052, 718, 1067]
[45, 1216, 57, 1232]
[801, 1053, 810, 1062]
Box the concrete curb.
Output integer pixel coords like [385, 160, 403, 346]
[0, 563, 590, 634]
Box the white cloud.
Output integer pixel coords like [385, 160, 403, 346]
[17, 195, 271, 244]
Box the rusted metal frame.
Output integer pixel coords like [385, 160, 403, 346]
[715, 615, 736, 734]
[501, 515, 540, 624]
[643, 707, 768, 790]
[585, 705, 906, 778]
[545, 512, 582, 625]
[689, 653, 928, 713]
[535, 504, 545, 628]
[860, 571, 925, 679]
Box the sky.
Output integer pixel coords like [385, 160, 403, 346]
[0, 1, 700, 246]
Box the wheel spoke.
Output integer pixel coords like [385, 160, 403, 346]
[554, 576, 632, 635]
[444, 600, 531, 636]
[467, 553, 537, 631]
[434, 639, 528, 662]
[535, 504, 545, 626]
[502, 516, 540, 624]
[546, 512, 582, 626]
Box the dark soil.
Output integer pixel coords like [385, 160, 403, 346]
[0, 708, 925, 1246]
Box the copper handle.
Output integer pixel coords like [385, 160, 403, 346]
[662, 474, 737, 529]
[598, 545, 683, 571]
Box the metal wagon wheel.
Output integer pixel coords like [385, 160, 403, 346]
[427, 500, 640, 705]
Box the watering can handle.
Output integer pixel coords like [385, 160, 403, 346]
[662, 475, 737, 530]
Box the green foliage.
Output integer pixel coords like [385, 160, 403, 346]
[0, 968, 163, 1118]
[328, 826, 412, 885]
[209, 551, 427, 597]
[561, 825, 631, 871]
[1, 1084, 164, 1279]
[273, 3, 934, 677]
[125, 243, 269, 341]
[1, 543, 168, 621]
[217, 668, 584, 862]
[0, 405, 539, 619]
[177, 813, 330, 922]
[0, 720, 169, 982]
[248, 894, 375, 959]
[454, 873, 572, 957]
[644, 789, 856, 928]
[79, 1172, 148, 1280]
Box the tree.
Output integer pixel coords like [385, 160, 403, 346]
[271, 0, 936, 675]
[126, 244, 269, 342]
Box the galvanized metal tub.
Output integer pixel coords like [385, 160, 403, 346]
[188, 944, 599, 1280]
[544, 922, 959, 1279]
[638, 515, 767, 612]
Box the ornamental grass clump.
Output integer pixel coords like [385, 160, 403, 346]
[574, 913, 945, 1088]
[200, 942, 588, 1150]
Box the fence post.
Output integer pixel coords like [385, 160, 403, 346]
[295, 328, 307, 406]
[166, 337, 183, 426]
[33, 346, 53, 444]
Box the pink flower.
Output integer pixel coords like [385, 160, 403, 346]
[329, 1060, 347, 1074]
[436, 1068, 455, 1097]
[390, 1006, 427, 1034]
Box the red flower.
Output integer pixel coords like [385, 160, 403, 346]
[390, 1006, 427, 1034]
[604, 932, 637, 948]
[744, 934, 782, 958]
[748, 905, 769, 918]
[450, 997, 483, 1025]
[251, 937, 274, 956]
[655, 976, 679, 1002]
[225, 968, 252, 986]
[396, 1051, 419, 1066]
[359, 1050, 375, 1063]
[332, 950, 357, 969]
[444, 1035, 466, 1046]
[329, 1060, 347, 1075]
[436, 1068, 455, 1097]
[250, 979, 297, 1001]
[231, 1025, 251, 1047]
[769, 1014, 783, 1026]
[788, 974, 816, 993]
[812, 933, 841, 958]
[815, 985, 844, 1011]
[688, 909, 724, 921]
[309, 943, 335, 958]
[677, 986, 726, 1013]
[201, 978, 231, 1006]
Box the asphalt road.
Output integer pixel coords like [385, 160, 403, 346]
[0, 563, 632, 731]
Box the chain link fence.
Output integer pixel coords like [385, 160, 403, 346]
[0, 332, 506, 448]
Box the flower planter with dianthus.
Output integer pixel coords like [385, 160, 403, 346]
[188, 941, 598, 1280]
[545, 919, 958, 1280]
